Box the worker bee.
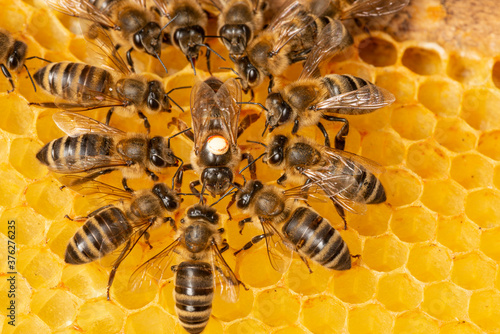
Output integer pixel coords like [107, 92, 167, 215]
[131, 204, 241, 334]
[232, 0, 353, 91]
[175, 77, 256, 197]
[64, 180, 181, 299]
[30, 26, 185, 132]
[261, 134, 386, 223]
[45, 0, 167, 72]
[233, 179, 351, 272]
[263, 20, 395, 149]
[37, 112, 186, 191]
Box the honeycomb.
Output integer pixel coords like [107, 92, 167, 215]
[1, 0, 500, 333]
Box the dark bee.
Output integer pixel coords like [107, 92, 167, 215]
[131, 204, 240, 334]
[65, 180, 181, 299]
[37, 112, 184, 191]
[233, 179, 351, 272]
[46, 0, 166, 71]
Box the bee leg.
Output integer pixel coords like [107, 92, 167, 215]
[126, 47, 135, 73]
[166, 217, 177, 231]
[277, 173, 287, 185]
[334, 203, 347, 230]
[234, 233, 269, 255]
[298, 253, 313, 274]
[168, 117, 194, 141]
[225, 192, 238, 220]
[175, 164, 193, 192]
[171, 264, 178, 272]
[237, 217, 253, 234]
[291, 118, 300, 134]
[189, 180, 204, 203]
[241, 153, 256, 180]
[237, 113, 260, 138]
[205, 45, 212, 75]
[137, 111, 151, 134]
[105, 107, 115, 126]
[1, 64, 15, 93]
[268, 75, 274, 93]
[143, 231, 153, 249]
[322, 115, 349, 151]
[122, 178, 134, 193]
[317, 122, 331, 148]
[107, 240, 132, 300]
[219, 239, 229, 253]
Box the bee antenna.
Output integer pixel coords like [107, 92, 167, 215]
[210, 186, 238, 207]
[165, 86, 191, 113]
[154, 51, 168, 74]
[262, 121, 269, 137]
[239, 152, 266, 177]
[197, 44, 225, 61]
[23, 64, 36, 92]
[158, 14, 178, 36]
[219, 67, 243, 80]
[199, 182, 206, 205]
[237, 101, 268, 112]
[25, 56, 51, 63]
[247, 140, 267, 148]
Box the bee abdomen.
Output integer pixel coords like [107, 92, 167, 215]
[175, 261, 214, 334]
[283, 207, 351, 270]
[322, 74, 373, 115]
[65, 207, 132, 264]
[354, 169, 386, 204]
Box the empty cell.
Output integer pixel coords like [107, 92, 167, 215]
[28, 9, 70, 52]
[36, 110, 66, 145]
[286, 259, 331, 295]
[418, 78, 462, 117]
[237, 246, 282, 288]
[447, 53, 488, 85]
[391, 104, 436, 140]
[0, 94, 34, 134]
[107, 269, 157, 310]
[226, 319, 267, 334]
[31, 289, 77, 330]
[480, 227, 500, 261]
[391, 206, 437, 243]
[0, 276, 31, 316]
[376, 70, 417, 104]
[61, 265, 107, 300]
[361, 130, 405, 166]
[0, 207, 45, 246]
[0, 164, 25, 207]
[439, 322, 483, 334]
[477, 130, 500, 160]
[451, 252, 496, 290]
[434, 118, 477, 153]
[363, 235, 408, 272]
[158, 282, 175, 316]
[402, 46, 442, 75]
[437, 215, 480, 253]
[465, 189, 500, 228]
[255, 288, 300, 327]
[380, 168, 422, 207]
[406, 140, 450, 179]
[407, 244, 452, 283]
[348, 304, 394, 334]
[25, 178, 73, 220]
[421, 179, 466, 216]
[462, 88, 500, 131]
[212, 284, 253, 322]
[0, 2, 27, 32]
[492, 60, 500, 89]
[3, 314, 51, 334]
[77, 300, 125, 334]
[9, 138, 47, 179]
[273, 327, 306, 334]
[358, 37, 397, 67]
[450, 153, 494, 189]
[422, 282, 468, 321]
[376, 273, 423, 312]
[125, 306, 175, 334]
[68, 37, 89, 62]
[17, 248, 63, 289]
[301, 296, 346, 334]
[347, 203, 391, 236]
[332, 266, 377, 304]
[393, 311, 439, 334]
[469, 290, 500, 332]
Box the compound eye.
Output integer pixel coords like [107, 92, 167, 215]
[133, 33, 143, 49]
[248, 68, 258, 84]
[241, 25, 251, 41]
[151, 154, 165, 167]
[148, 97, 160, 110]
[7, 54, 19, 70]
[166, 197, 179, 211]
[173, 29, 184, 47]
[268, 151, 283, 165]
[278, 103, 292, 124]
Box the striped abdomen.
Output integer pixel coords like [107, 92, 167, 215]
[36, 134, 115, 173]
[175, 261, 214, 334]
[33, 62, 114, 103]
[65, 206, 133, 264]
[322, 74, 378, 115]
[282, 206, 351, 270]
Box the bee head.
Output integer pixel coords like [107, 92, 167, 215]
[219, 24, 251, 56]
[149, 136, 178, 168]
[146, 80, 170, 112]
[134, 22, 162, 56]
[232, 55, 260, 88]
[265, 92, 292, 131]
[236, 180, 263, 209]
[186, 204, 219, 224]
[173, 26, 205, 61]
[265, 135, 288, 166]
[7, 41, 27, 71]
[201, 167, 233, 196]
[152, 183, 180, 211]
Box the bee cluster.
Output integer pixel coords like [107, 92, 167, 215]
[2, 0, 409, 332]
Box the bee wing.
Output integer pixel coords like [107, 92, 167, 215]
[53, 112, 126, 137]
[151, 0, 171, 17]
[299, 21, 349, 79]
[45, 0, 119, 30]
[58, 176, 133, 200]
[260, 219, 293, 273]
[322, 146, 385, 175]
[215, 78, 242, 148]
[129, 238, 181, 290]
[210, 242, 240, 303]
[340, 0, 410, 20]
[313, 83, 395, 112]
[190, 80, 218, 152]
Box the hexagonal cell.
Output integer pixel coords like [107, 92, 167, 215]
[439, 322, 483, 334]
[109, 269, 158, 310]
[376, 70, 417, 104]
[477, 130, 500, 160]
[363, 235, 408, 272]
[376, 273, 422, 312]
[422, 281, 468, 321]
[254, 288, 300, 327]
[285, 260, 331, 295]
[61, 265, 107, 300]
[9, 138, 47, 179]
[77, 300, 125, 334]
[391, 104, 436, 140]
[0, 164, 26, 207]
[358, 37, 397, 67]
[0, 1, 27, 33]
[465, 189, 500, 228]
[447, 53, 488, 85]
[36, 109, 67, 144]
[434, 118, 477, 153]
[158, 280, 175, 316]
[2, 314, 51, 334]
[418, 78, 462, 117]
[461, 88, 500, 131]
[347, 203, 391, 236]
[17, 248, 63, 289]
[212, 283, 253, 322]
[421, 179, 467, 216]
[406, 140, 450, 179]
[237, 246, 282, 288]
[46, 218, 79, 260]
[391, 206, 437, 243]
[301, 296, 346, 334]
[480, 227, 500, 261]
[340, 228, 362, 259]
[492, 60, 500, 89]
[27, 9, 70, 52]
[124, 306, 175, 334]
[380, 168, 422, 207]
[331, 266, 376, 304]
[348, 303, 393, 334]
[393, 311, 439, 334]
[31, 289, 77, 330]
[361, 130, 405, 166]
[469, 290, 500, 332]
[0, 94, 34, 135]
[402, 46, 442, 75]
[452, 252, 496, 290]
[437, 215, 480, 253]
[406, 244, 452, 283]
[344, 106, 392, 133]
[0, 207, 46, 246]
[450, 154, 494, 189]
[25, 178, 73, 220]
[226, 319, 267, 334]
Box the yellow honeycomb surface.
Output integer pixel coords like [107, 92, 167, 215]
[0, 0, 499, 333]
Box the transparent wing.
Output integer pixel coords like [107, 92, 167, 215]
[260, 219, 293, 273]
[53, 112, 126, 137]
[210, 241, 240, 303]
[322, 146, 384, 175]
[58, 176, 133, 206]
[214, 78, 242, 148]
[45, 0, 119, 30]
[313, 83, 395, 112]
[340, 0, 410, 19]
[299, 20, 349, 79]
[190, 80, 219, 152]
[152, 0, 170, 17]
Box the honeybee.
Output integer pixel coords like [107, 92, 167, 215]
[233, 179, 351, 272]
[232, 0, 353, 91]
[176, 77, 256, 197]
[131, 204, 240, 334]
[30, 26, 184, 132]
[37, 112, 185, 191]
[263, 20, 395, 149]
[261, 134, 386, 223]
[64, 180, 181, 299]
[46, 0, 166, 71]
